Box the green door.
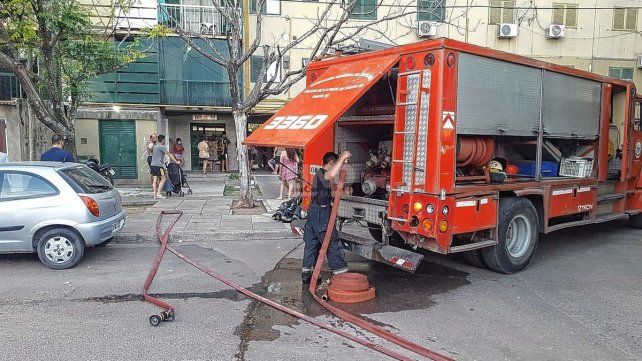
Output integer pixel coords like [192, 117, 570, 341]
[99, 120, 138, 179]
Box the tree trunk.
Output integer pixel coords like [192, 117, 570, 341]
[233, 109, 253, 208]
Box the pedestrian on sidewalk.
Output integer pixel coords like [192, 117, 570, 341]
[219, 132, 231, 172]
[151, 134, 181, 199]
[277, 148, 299, 200]
[145, 133, 158, 187]
[301, 151, 352, 283]
[208, 137, 219, 173]
[271, 147, 284, 174]
[41, 134, 74, 162]
[171, 137, 185, 164]
[197, 137, 210, 176]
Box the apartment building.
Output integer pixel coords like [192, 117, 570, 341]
[2, 0, 641, 182]
[249, 0, 642, 99]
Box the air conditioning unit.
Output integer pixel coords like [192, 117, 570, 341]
[547, 24, 566, 39]
[417, 21, 438, 38]
[637, 55, 642, 69]
[498, 23, 518, 38]
[200, 23, 215, 36]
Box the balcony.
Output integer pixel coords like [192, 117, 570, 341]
[158, 3, 225, 37]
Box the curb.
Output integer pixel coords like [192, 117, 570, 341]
[114, 229, 299, 244]
[122, 200, 157, 207]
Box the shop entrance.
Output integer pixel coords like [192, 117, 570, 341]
[190, 123, 226, 170]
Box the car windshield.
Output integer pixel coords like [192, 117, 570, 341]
[60, 166, 113, 194]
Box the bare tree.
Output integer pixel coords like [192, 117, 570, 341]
[163, 0, 435, 208]
[0, 0, 139, 155]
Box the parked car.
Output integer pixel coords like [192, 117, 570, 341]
[0, 162, 126, 269]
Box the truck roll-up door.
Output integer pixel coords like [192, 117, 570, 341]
[456, 53, 542, 136]
[243, 54, 400, 148]
[542, 71, 601, 139]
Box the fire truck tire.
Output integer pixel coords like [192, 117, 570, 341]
[482, 197, 538, 274]
[463, 249, 487, 268]
[629, 213, 642, 229]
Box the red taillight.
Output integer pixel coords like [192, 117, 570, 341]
[80, 196, 100, 217]
[405, 56, 416, 70]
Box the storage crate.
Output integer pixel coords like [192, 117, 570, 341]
[559, 157, 594, 178]
[515, 160, 559, 177]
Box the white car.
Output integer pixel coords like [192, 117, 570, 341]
[0, 162, 126, 269]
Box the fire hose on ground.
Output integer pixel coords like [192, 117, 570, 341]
[141, 172, 454, 361]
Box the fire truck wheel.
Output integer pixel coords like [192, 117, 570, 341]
[629, 213, 642, 229]
[463, 249, 487, 268]
[482, 197, 538, 274]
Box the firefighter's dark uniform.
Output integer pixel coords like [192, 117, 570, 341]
[302, 168, 348, 280]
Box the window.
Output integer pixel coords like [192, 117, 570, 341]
[0, 172, 58, 201]
[60, 166, 113, 194]
[552, 3, 578, 28]
[250, 0, 280, 15]
[609, 67, 634, 80]
[0, 72, 21, 100]
[418, 0, 445, 22]
[489, 0, 515, 25]
[613, 8, 638, 31]
[349, 0, 377, 20]
[249, 56, 283, 83]
[250, 56, 263, 83]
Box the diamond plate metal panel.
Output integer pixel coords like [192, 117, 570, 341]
[457, 53, 542, 136]
[415, 85, 430, 185]
[401, 73, 420, 188]
[402, 104, 417, 186]
[338, 197, 388, 224]
[542, 71, 601, 139]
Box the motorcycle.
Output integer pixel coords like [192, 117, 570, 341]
[84, 158, 115, 185]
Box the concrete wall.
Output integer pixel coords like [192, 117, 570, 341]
[75, 108, 158, 184]
[75, 119, 100, 160]
[0, 100, 52, 161]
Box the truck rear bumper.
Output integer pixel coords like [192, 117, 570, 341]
[290, 219, 423, 273]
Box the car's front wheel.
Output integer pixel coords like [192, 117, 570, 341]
[36, 228, 85, 270]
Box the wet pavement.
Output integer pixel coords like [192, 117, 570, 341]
[0, 218, 641, 360]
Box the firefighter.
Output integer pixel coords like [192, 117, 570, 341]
[302, 150, 352, 284]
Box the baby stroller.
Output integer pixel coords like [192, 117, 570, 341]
[165, 163, 193, 197]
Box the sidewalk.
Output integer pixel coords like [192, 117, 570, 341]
[115, 171, 297, 243]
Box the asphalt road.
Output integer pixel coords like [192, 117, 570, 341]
[1, 219, 641, 361]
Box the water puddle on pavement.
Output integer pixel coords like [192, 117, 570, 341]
[234, 255, 470, 360]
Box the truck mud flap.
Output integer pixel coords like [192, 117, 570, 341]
[290, 220, 423, 273]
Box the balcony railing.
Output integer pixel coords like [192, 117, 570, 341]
[158, 4, 225, 37]
[160, 80, 232, 107]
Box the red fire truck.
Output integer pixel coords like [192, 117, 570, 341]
[245, 38, 642, 274]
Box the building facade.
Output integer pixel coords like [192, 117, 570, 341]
[75, 0, 240, 183]
[2, 0, 642, 182]
[249, 0, 642, 99]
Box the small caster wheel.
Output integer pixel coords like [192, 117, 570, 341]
[179, 191, 185, 197]
[188, 189, 193, 195]
[149, 314, 162, 326]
